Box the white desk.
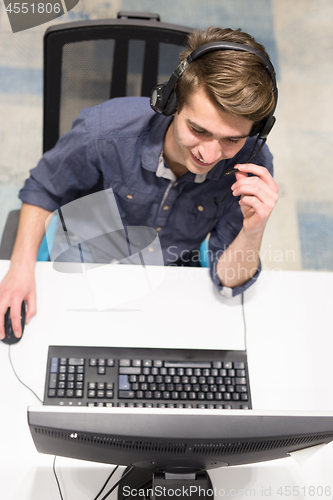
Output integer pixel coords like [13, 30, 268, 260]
[1, 260, 333, 499]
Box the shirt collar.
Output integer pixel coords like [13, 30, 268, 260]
[156, 153, 208, 184]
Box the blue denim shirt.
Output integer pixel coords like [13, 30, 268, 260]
[19, 97, 273, 297]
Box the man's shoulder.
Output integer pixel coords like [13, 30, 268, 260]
[88, 96, 158, 138]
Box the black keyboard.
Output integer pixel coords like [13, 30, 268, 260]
[43, 346, 252, 410]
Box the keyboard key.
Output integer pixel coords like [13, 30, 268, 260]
[119, 367, 141, 375]
[50, 358, 59, 373]
[119, 359, 131, 366]
[119, 375, 131, 391]
[164, 361, 211, 368]
[69, 358, 84, 366]
[49, 374, 57, 389]
[234, 362, 245, 369]
[118, 391, 135, 398]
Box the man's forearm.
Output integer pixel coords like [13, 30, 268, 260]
[216, 227, 263, 289]
[10, 203, 53, 269]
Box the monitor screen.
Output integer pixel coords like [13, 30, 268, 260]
[28, 406, 333, 472]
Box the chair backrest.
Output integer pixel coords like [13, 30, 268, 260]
[43, 11, 193, 152]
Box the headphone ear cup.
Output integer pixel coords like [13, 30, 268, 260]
[162, 89, 178, 116]
[250, 115, 276, 139]
[259, 115, 276, 139]
[249, 120, 264, 138]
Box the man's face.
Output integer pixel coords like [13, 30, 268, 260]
[166, 87, 254, 176]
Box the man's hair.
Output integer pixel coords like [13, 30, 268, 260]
[176, 27, 275, 123]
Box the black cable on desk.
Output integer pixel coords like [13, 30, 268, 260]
[53, 459, 121, 500]
[93, 465, 120, 500]
[53, 457, 64, 500]
[8, 345, 43, 403]
[99, 467, 135, 500]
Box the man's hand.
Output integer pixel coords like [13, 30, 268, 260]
[231, 163, 279, 236]
[216, 163, 278, 289]
[0, 203, 52, 340]
[0, 265, 36, 340]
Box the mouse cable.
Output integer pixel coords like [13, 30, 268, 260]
[8, 345, 43, 404]
[53, 457, 65, 500]
[93, 465, 120, 500]
[53, 458, 120, 500]
[241, 292, 248, 352]
[99, 466, 135, 500]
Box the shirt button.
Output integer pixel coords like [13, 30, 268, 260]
[163, 205, 169, 211]
[156, 227, 162, 232]
[148, 247, 154, 252]
[197, 205, 204, 212]
[126, 194, 133, 199]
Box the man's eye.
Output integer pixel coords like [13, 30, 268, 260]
[190, 126, 206, 135]
[227, 138, 240, 144]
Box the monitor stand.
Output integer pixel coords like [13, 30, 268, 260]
[118, 467, 213, 500]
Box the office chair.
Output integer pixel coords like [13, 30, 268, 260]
[0, 11, 193, 262]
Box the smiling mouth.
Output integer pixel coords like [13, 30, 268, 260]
[191, 152, 215, 167]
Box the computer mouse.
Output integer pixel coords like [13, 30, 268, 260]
[1, 301, 26, 345]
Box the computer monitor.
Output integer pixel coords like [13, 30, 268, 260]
[28, 406, 333, 497]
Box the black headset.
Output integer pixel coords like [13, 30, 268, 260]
[150, 41, 278, 142]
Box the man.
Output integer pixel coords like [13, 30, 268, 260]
[0, 26, 278, 340]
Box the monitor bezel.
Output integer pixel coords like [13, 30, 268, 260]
[28, 406, 333, 472]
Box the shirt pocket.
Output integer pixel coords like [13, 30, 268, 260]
[172, 195, 226, 246]
[112, 182, 160, 227]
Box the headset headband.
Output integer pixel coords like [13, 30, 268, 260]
[150, 41, 278, 140]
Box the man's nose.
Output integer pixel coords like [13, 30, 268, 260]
[198, 140, 222, 164]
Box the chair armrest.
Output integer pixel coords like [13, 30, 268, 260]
[0, 209, 20, 260]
